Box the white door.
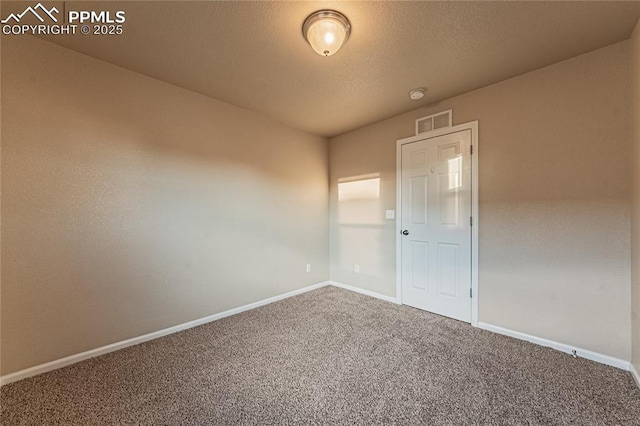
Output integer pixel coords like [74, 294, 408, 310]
[400, 130, 472, 322]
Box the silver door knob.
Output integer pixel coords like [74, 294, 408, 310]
[402, 230, 409, 235]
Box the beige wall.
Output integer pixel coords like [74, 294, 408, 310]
[330, 41, 631, 360]
[0, 36, 329, 375]
[631, 18, 640, 375]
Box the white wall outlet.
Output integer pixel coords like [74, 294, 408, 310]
[385, 210, 395, 219]
[355, 264, 360, 273]
[306, 264, 311, 273]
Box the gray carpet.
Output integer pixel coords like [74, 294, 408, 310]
[1, 286, 639, 425]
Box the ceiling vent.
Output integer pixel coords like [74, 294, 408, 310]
[415, 110, 452, 135]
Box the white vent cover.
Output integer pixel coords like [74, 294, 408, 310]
[415, 110, 452, 135]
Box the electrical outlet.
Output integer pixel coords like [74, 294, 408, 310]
[355, 264, 360, 273]
[306, 264, 311, 273]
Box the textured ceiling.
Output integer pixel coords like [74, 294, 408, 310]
[4, 1, 640, 137]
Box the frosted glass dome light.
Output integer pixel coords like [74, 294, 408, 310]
[302, 10, 351, 57]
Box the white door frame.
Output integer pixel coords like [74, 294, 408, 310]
[396, 121, 479, 326]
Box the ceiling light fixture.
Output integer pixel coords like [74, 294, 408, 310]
[409, 88, 426, 100]
[302, 10, 351, 57]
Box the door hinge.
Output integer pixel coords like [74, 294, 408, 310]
[470, 145, 473, 155]
[470, 216, 473, 227]
[470, 288, 473, 298]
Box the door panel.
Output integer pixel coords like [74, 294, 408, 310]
[401, 130, 472, 322]
[410, 242, 428, 291]
[410, 176, 428, 224]
[438, 243, 458, 297]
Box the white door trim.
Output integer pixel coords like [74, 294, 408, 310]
[396, 121, 479, 326]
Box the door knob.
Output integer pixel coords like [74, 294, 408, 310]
[402, 230, 409, 235]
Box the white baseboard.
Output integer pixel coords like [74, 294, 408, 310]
[329, 281, 400, 305]
[631, 363, 640, 389]
[0, 281, 331, 387]
[5, 283, 633, 389]
[477, 322, 631, 371]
